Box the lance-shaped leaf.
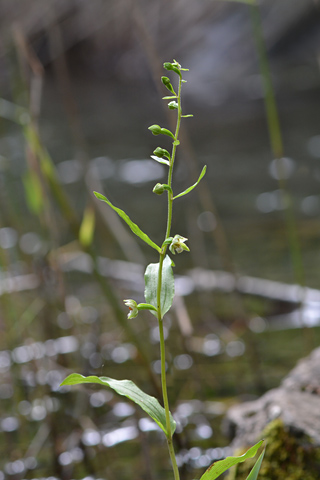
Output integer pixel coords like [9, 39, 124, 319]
[173, 165, 207, 200]
[144, 255, 174, 318]
[61, 374, 176, 436]
[245, 448, 265, 480]
[199, 440, 264, 480]
[94, 191, 161, 253]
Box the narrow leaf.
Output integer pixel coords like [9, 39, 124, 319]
[173, 165, 207, 200]
[60, 374, 176, 436]
[245, 449, 265, 480]
[200, 440, 264, 480]
[150, 155, 170, 166]
[94, 192, 161, 253]
[162, 96, 177, 100]
[182, 114, 193, 118]
[144, 255, 175, 318]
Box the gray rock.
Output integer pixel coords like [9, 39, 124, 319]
[224, 347, 320, 448]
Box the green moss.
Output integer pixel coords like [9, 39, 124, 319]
[226, 419, 320, 480]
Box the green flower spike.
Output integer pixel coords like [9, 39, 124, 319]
[169, 235, 190, 255]
[124, 299, 139, 319]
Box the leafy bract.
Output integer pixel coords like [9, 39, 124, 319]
[94, 191, 161, 253]
[150, 155, 170, 166]
[173, 165, 207, 200]
[199, 440, 264, 480]
[245, 448, 265, 480]
[60, 374, 176, 436]
[144, 255, 174, 318]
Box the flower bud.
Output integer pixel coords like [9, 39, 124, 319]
[153, 183, 165, 195]
[148, 124, 162, 135]
[163, 62, 181, 76]
[161, 76, 175, 94]
[153, 147, 170, 159]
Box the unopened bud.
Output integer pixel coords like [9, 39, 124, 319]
[161, 76, 175, 94]
[163, 62, 181, 76]
[153, 147, 170, 159]
[153, 183, 165, 195]
[148, 124, 162, 135]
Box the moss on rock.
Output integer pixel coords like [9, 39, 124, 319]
[226, 419, 320, 480]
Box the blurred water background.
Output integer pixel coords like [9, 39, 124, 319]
[1, 1, 320, 479]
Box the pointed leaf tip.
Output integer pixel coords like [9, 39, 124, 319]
[93, 191, 161, 253]
[173, 165, 207, 200]
[199, 440, 264, 480]
[245, 448, 265, 480]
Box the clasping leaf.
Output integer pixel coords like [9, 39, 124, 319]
[144, 255, 175, 318]
[150, 155, 170, 166]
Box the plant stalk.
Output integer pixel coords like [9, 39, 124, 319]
[156, 71, 183, 480]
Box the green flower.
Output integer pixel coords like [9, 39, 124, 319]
[169, 235, 190, 255]
[124, 299, 138, 319]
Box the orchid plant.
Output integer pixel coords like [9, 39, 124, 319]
[61, 60, 263, 480]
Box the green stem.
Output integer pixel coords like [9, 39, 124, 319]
[156, 71, 183, 480]
[166, 75, 182, 240]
